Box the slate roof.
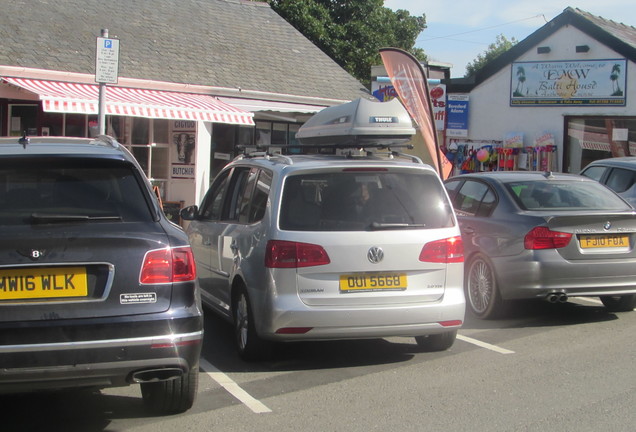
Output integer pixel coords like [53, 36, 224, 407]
[0, 0, 369, 102]
[448, 7, 636, 91]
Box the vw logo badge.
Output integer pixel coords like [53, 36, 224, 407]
[367, 247, 384, 264]
[604, 221, 612, 230]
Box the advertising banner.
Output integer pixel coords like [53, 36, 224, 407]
[379, 48, 452, 179]
[446, 94, 469, 137]
[510, 59, 627, 106]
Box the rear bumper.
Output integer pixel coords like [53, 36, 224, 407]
[0, 315, 203, 394]
[255, 287, 465, 341]
[491, 252, 636, 300]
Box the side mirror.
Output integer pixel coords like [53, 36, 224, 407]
[180, 205, 199, 221]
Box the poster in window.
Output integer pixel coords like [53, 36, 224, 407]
[172, 132, 195, 179]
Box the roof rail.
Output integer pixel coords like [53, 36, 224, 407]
[236, 147, 294, 165]
[89, 135, 121, 149]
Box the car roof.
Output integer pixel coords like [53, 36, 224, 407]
[446, 171, 593, 184]
[0, 135, 133, 160]
[583, 157, 636, 169]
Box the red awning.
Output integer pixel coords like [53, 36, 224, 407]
[2, 77, 254, 126]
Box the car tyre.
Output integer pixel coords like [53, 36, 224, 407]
[415, 330, 457, 352]
[141, 365, 199, 415]
[466, 254, 505, 319]
[600, 294, 636, 312]
[233, 287, 273, 361]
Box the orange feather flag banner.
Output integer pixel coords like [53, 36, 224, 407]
[379, 48, 452, 179]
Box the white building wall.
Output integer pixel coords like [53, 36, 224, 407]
[466, 26, 636, 172]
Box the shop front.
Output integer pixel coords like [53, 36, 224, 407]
[0, 74, 259, 216]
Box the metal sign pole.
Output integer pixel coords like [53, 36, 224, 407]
[98, 29, 108, 136]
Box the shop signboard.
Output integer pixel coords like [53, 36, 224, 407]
[446, 94, 469, 137]
[510, 59, 627, 106]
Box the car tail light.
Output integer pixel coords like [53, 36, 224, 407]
[524, 226, 572, 250]
[419, 236, 464, 263]
[265, 240, 330, 268]
[140, 246, 197, 284]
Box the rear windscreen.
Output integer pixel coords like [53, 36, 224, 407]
[0, 158, 154, 224]
[280, 170, 454, 231]
[509, 180, 632, 211]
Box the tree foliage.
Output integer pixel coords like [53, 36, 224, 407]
[267, 0, 427, 87]
[465, 34, 517, 77]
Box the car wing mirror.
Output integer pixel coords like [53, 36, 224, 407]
[180, 205, 199, 221]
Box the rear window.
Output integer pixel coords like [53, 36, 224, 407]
[280, 170, 454, 231]
[0, 158, 154, 225]
[509, 180, 631, 211]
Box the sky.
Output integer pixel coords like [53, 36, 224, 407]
[385, 0, 636, 77]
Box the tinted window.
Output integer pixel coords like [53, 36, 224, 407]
[199, 170, 230, 220]
[452, 180, 489, 216]
[237, 168, 271, 224]
[508, 180, 631, 211]
[280, 170, 453, 231]
[0, 158, 153, 224]
[606, 168, 636, 193]
[580, 166, 606, 181]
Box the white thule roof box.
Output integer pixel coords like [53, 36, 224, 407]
[295, 98, 415, 147]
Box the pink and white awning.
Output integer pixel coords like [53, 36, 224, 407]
[2, 77, 254, 126]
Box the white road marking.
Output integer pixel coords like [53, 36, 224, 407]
[199, 358, 272, 414]
[457, 334, 515, 354]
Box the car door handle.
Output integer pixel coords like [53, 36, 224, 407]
[463, 226, 475, 235]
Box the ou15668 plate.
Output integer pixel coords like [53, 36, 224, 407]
[339, 273, 407, 292]
[0, 266, 88, 301]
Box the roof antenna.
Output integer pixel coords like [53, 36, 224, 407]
[18, 131, 30, 148]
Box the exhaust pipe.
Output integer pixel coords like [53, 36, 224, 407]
[130, 368, 184, 383]
[545, 293, 568, 303]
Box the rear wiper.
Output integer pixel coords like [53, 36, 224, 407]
[30, 213, 122, 223]
[368, 222, 426, 230]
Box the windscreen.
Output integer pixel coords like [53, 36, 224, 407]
[280, 170, 454, 231]
[508, 180, 632, 211]
[0, 158, 154, 225]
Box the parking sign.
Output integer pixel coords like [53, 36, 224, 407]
[95, 37, 120, 83]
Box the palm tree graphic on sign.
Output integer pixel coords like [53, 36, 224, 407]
[610, 63, 623, 96]
[513, 66, 526, 97]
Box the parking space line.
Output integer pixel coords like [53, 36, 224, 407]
[457, 334, 515, 354]
[200, 358, 272, 414]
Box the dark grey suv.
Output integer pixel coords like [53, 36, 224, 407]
[0, 136, 203, 414]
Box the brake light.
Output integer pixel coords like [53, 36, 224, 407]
[265, 240, 330, 268]
[524, 226, 572, 250]
[140, 246, 197, 284]
[419, 236, 464, 263]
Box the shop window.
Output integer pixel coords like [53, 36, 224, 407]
[255, 121, 271, 146]
[65, 114, 86, 137]
[132, 118, 150, 144]
[154, 119, 169, 143]
[40, 112, 63, 136]
[9, 105, 38, 136]
[272, 123, 287, 145]
[288, 124, 300, 146]
[565, 117, 636, 173]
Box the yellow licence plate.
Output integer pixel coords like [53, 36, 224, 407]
[0, 267, 88, 301]
[339, 273, 407, 292]
[579, 234, 629, 249]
